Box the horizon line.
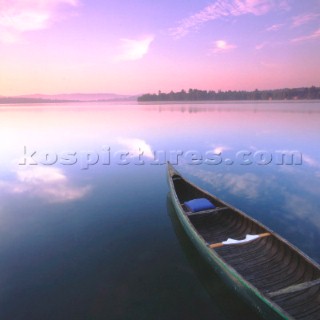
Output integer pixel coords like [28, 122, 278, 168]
[1, 84, 320, 98]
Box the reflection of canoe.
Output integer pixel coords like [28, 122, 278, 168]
[167, 163, 320, 320]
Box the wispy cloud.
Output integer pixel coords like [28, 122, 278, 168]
[291, 28, 320, 43]
[0, 0, 79, 44]
[266, 23, 284, 32]
[212, 40, 236, 53]
[292, 13, 320, 28]
[255, 41, 268, 50]
[259, 60, 280, 68]
[117, 36, 154, 61]
[169, 0, 288, 38]
[0, 167, 90, 203]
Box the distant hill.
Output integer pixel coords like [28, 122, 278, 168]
[0, 93, 138, 104]
[19, 93, 137, 101]
[0, 97, 73, 104]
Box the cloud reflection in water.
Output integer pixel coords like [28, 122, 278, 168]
[183, 166, 265, 200]
[117, 137, 154, 159]
[0, 166, 91, 204]
[181, 165, 320, 236]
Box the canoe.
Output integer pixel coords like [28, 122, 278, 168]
[167, 163, 320, 320]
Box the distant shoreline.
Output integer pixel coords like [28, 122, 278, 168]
[1, 86, 320, 104]
[0, 97, 137, 105]
[138, 86, 320, 102]
[0, 93, 138, 105]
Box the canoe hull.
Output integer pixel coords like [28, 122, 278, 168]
[167, 169, 291, 320]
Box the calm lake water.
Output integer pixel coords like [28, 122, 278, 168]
[0, 101, 319, 320]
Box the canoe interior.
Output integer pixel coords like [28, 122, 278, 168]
[171, 171, 320, 320]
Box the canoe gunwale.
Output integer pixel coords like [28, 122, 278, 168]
[167, 163, 320, 320]
[167, 163, 320, 270]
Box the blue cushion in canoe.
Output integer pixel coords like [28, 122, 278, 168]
[184, 198, 215, 212]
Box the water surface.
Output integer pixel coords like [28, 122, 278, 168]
[0, 101, 319, 319]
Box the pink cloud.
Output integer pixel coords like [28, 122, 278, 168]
[255, 41, 268, 50]
[0, 0, 79, 44]
[291, 28, 320, 43]
[212, 40, 237, 53]
[292, 13, 320, 28]
[170, 0, 289, 38]
[0, 11, 50, 32]
[117, 36, 154, 61]
[266, 23, 284, 32]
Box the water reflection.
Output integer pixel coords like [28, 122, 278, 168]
[0, 101, 319, 319]
[177, 164, 320, 263]
[166, 195, 261, 320]
[146, 101, 320, 114]
[0, 166, 91, 203]
[117, 137, 154, 159]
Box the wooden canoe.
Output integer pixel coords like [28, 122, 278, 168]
[167, 163, 320, 320]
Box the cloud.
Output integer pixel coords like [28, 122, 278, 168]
[255, 42, 268, 50]
[291, 28, 320, 43]
[292, 13, 320, 28]
[0, 166, 90, 203]
[212, 40, 236, 53]
[117, 36, 154, 61]
[266, 23, 284, 32]
[0, 11, 50, 32]
[0, 0, 79, 44]
[0, 29, 19, 43]
[169, 0, 288, 38]
[117, 138, 154, 159]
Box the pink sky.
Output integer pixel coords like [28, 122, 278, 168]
[0, 0, 320, 95]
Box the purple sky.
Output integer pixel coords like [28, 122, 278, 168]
[1, 0, 320, 95]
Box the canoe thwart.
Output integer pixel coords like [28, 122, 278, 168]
[267, 278, 320, 298]
[209, 233, 271, 249]
[185, 206, 229, 217]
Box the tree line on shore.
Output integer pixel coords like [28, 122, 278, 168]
[138, 86, 320, 102]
